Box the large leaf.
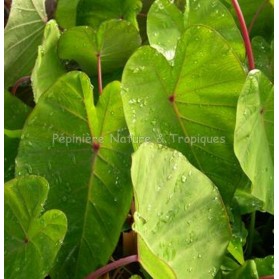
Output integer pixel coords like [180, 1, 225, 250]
[147, 0, 244, 62]
[58, 20, 141, 77]
[32, 20, 66, 103]
[132, 143, 231, 279]
[4, 0, 47, 89]
[234, 70, 274, 214]
[122, 25, 246, 203]
[16, 72, 133, 278]
[4, 91, 32, 181]
[4, 175, 67, 279]
[76, 0, 142, 29]
[55, 0, 80, 29]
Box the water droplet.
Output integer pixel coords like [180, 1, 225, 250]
[181, 175, 187, 182]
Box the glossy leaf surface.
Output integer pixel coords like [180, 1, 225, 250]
[132, 143, 231, 279]
[122, 25, 246, 203]
[16, 72, 133, 278]
[4, 0, 47, 89]
[234, 70, 274, 214]
[147, 0, 244, 61]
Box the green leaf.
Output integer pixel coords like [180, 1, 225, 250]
[32, 20, 66, 103]
[122, 25, 246, 203]
[147, 0, 244, 61]
[55, 0, 80, 29]
[132, 143, 231, 279]
[223, 256, 274, 278]
[4, 0, 47, 89]
[4, 91, 31, 181]
[233, 189, 264, 215]
[16, 72, 133, 278]
[4, 175, 67, 279]
[252, 37, 274, 82]
[147, 0, 184, 60]
[227, 204, 247, 265]
[76, 0, 142, 29]
[234, 70, 274, 214]
[58, 20, 141, 77]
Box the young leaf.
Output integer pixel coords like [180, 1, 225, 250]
[16, 72, 133, 278]
[147, 0, 244, 61]
[32, 20, 66, 103]
[4, 0, 47, 89]
[76, 0, 142, 29]
[58, 20, 141, 76]
[233, 189, 264, 215]
[222, 256, 274, 278]
[227, 204, 247, 265]
[4, 175, 67, 279]
[122, 25, 246, 203]
[55, 0, 80, 29]
[4, 91, 32, 181]
[234, 70, 274, 214]
[132, 143, 231, 279]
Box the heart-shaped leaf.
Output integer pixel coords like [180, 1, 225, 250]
[4, 175, 67, 279]
[4, 0, 47, 89]
[31, 20, 66, 103]
[234, 70, 274, 214]
[122, 25, 246, 203]
[16, 72, 133, 278]
[132, 143, 231, 279]
[147, 0, 244, 61]
[58, 19, 141, 77]
[4, 91, 31, 181]
[76, 0, 142, 29]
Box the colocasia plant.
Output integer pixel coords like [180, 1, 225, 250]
[4, 0, 274, 278]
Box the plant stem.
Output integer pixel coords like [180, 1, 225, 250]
[248, 0, 269, 34]
[231, 0, 255, 70]
[247, 211, 256, 258]
[11, 76, 31, 95]
[259, 276, 274, 279]
[97, 53, 103, 95]
[85, 255, 138, 279]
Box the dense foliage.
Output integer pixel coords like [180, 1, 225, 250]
[4, 0, 274, 278]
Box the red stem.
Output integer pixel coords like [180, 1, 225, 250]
[231, 0, 255, 70]
[97, 53, 103, 95]
[11, 76, 31, 95]
[85, 255, 138, 279]
[248, 0, 268, 34]
[259, 276, 274, 279]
